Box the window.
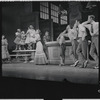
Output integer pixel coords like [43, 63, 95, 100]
[51, 3, 59, 23]
[60, 9, 67, 25]
[40, 2, 49, 19]
[61, 15, 67, 25]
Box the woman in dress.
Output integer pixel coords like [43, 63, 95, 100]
[34, 29, 48, 65]
[43, 31, 51, 59]
[14, 29, 21, 50]
[2, 35, 10, 63]
[25, 25, 36, 50]
[20, 31, 26, 50]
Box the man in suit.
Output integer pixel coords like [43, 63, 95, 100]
[82, 15, 99, 69]
[76, 20, 88, 68]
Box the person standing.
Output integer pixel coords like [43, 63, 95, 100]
[25, 25, 36, 50]
[68, 21, 79, 67]
[59, 22, 79, 67]
[2, 35, 10, 63]
[34, 29, 48, 65]
[43, 31, 51, 59]
[20, 31, 26, 50]
[76, 20, 88, 68]
[82, 15, 99, 69]
[56, 26, 69, 66]
[14, 29, 21, 50]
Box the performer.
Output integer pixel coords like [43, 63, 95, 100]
[2, 35, 10, 63]
[43, 31, 51, 59]
[25, 25, 36, 50]
[57, 23, 79, 66]
[20, 31, 26, 50]
[67, 21, 79, 67]
[76, 20, 88, 68]
[56, 26, 69, 66]
[82, 15, 99, 69]
[34, 29, 48, 65]
[14, 29, 21, 50]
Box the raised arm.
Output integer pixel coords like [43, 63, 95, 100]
[81, 21, 90, 29]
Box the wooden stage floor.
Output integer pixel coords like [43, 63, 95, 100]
[2, 60, 99, 85]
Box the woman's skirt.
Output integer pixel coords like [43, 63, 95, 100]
[34, 41, 48, 64]
[14, 37, 21, 44]
[25, 36, 36, 44]
[20, 39, 25, 45]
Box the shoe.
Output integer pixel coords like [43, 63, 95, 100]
[24, 61, 28, 63]
[70, 60, 79, 67]
[84, 60, 88, 68]
[30, 60, 34, 63]
[93, 66, 99, 69]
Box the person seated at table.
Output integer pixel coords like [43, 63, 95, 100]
[43, 31, 51, 59]
[57, 26, 70, 66]
[34, 29, 48, 65]
[20, 31, 26, 50]
[25, 25, 36, 50]
[2, 35, 10, 63]
[14, 29, 21, 50]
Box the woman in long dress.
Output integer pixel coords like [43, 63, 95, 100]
[34, 29, 48, 65]
[2, 35, 10, 62]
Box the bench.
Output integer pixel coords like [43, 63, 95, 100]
[12, 50, 36, 63]
[10, 54, 32, 63]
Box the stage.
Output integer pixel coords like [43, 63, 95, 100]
[2, 60, 98, 85]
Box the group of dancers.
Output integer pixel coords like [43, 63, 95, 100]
[57, 15, 99, 69]
[2, 25, 51, 64]
[2, 15, 99, 68]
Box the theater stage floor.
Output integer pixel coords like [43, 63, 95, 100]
[2, 60, 98, 85]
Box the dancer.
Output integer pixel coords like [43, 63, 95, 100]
[82, 15, 99, 69]
[76, 20, 88, 68]
[25, 25, 36, 50]
[57, 26, 69, 66]
[2, 35, 10, 63]
[20, 31, 26, 50]
[43, 31, 51, 59]
[34, 29, 48, 65]
[57, 23, 79, 66]
[14, 29, 21, 50]
[68, 21, 79, 67]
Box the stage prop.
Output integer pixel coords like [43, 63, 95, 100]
[10, 50, 36, 63]
[46, 40, 73, 64]
[2, 62, 98, 84]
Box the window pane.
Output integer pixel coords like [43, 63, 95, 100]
[40, 2, 48, 7]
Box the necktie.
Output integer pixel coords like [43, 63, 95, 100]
[91, 24, 93, 33]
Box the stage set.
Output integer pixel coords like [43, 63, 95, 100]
[2, 2, 99, 85]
